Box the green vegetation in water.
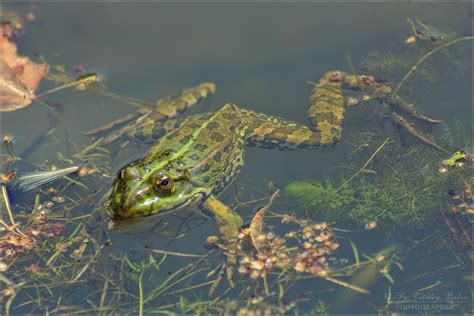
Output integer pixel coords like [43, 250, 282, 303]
[285, 126, 471, 230]
[285, 179, 355, 222]
[2, 8, 473, 315]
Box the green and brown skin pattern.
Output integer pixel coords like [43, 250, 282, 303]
[108, 74, 345, 240]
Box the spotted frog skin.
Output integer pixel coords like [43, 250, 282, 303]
[108, 73, 346, 239]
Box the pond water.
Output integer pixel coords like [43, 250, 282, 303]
[1, 2, 472, 315]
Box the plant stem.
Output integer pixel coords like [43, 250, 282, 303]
[394, 36, 474, 95]
[323, 276, 370, 295]
[139, 272, 144, 316]
[1, 184, 27, 237]
[335, 138, 391, 193]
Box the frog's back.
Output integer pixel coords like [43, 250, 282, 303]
[144, 104, 247, 195]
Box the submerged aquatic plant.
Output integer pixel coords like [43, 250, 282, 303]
[285, 140, 470, 230]
[1, 8, 471, 313]
[285, 180, 355, 222]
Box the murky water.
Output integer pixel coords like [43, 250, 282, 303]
[1, 2, 472, 314]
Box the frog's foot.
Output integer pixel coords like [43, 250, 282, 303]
[205, 191, 280, 295]
[389, 110, 448, 153]
[373, 92, 447, 152]
[334, 71, 447, 152]
[201, 194, 257, 293]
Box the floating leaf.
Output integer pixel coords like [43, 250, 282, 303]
[0, 35, 49, 112]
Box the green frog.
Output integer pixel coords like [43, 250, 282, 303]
[106, 72, 345, 239]
[105, 71, 442, 240]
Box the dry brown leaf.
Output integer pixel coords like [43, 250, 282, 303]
[249, 189, 280, 253]
[1, 23, 14, 39]
[2, 10, 24, 38]
[0, 35, 49, 112]
[405, 35, 417, 44]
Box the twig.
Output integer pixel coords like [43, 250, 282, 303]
[394, 36, 474, 95]
[150, 249, 204, 258]
[74, 137, 105, 158]
[1, 184, 27, 237]
[138, 272, 144, 316]
[452, 214, 473, 249]
[99, 276, 109, 313]
[165, 280, 214, 296]
[440, 211, 461, 244]
[346, 55, 365, 94]
[84, 114, 136, 137]
[335, 138, 391, 193]
[39, 74, 100, 97]
[96, 89, 152, 111]
[323, 276, 370, 295]
[70, 244, 105, 283]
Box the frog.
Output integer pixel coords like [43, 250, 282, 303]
[100, 71, 444, 241]
[441, 151, 469, 167]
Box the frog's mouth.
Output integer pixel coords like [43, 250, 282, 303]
[108, 181, 208, 221]
[107, 192, 204, 229]
[154, 189, 206, 215]
[108, 191, 206, 231]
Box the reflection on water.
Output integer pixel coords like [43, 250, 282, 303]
[1, 3, 472, 314]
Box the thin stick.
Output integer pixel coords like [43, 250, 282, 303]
[346, 55, 365, 94]
[84, 114, 136, 137]
[70, 244, 105, 282]
[335, 138, 391, 193]
[39, 75, 100, 96]
[263, 272, 270, 296]
[150, 249, 204, 258]
[166, 280, 214, 296]
[74, 137, 105, 158]
[99, 276, 109, 312]
[0, 219, 15, 231]
[323, 276, 370, 295]
[138, 272, 144, 316]
[96, 89, 152, 111]
[440, 211, 461, 244]
[394, 36, 474, 95]
[452, 215, 473, 249]
[1, 185, 27, 237]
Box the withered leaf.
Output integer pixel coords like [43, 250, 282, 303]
[0, 35, 49, 112]
[249, 189, 280, 253]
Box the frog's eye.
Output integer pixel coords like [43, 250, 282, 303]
[153, 173, 174, 195]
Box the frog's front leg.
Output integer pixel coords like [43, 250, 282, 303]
[201, 195, 243, 241]
[201, 195, 243, 290]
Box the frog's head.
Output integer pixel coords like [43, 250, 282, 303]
[108, 161, 207, 220]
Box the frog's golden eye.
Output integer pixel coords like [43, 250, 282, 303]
[153, 174, 174, 195]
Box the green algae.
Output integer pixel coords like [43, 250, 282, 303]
[285, 139, 470, 230]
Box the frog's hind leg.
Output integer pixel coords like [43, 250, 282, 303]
[244, 72, 345, 150]
[97, 83, 216, 145]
